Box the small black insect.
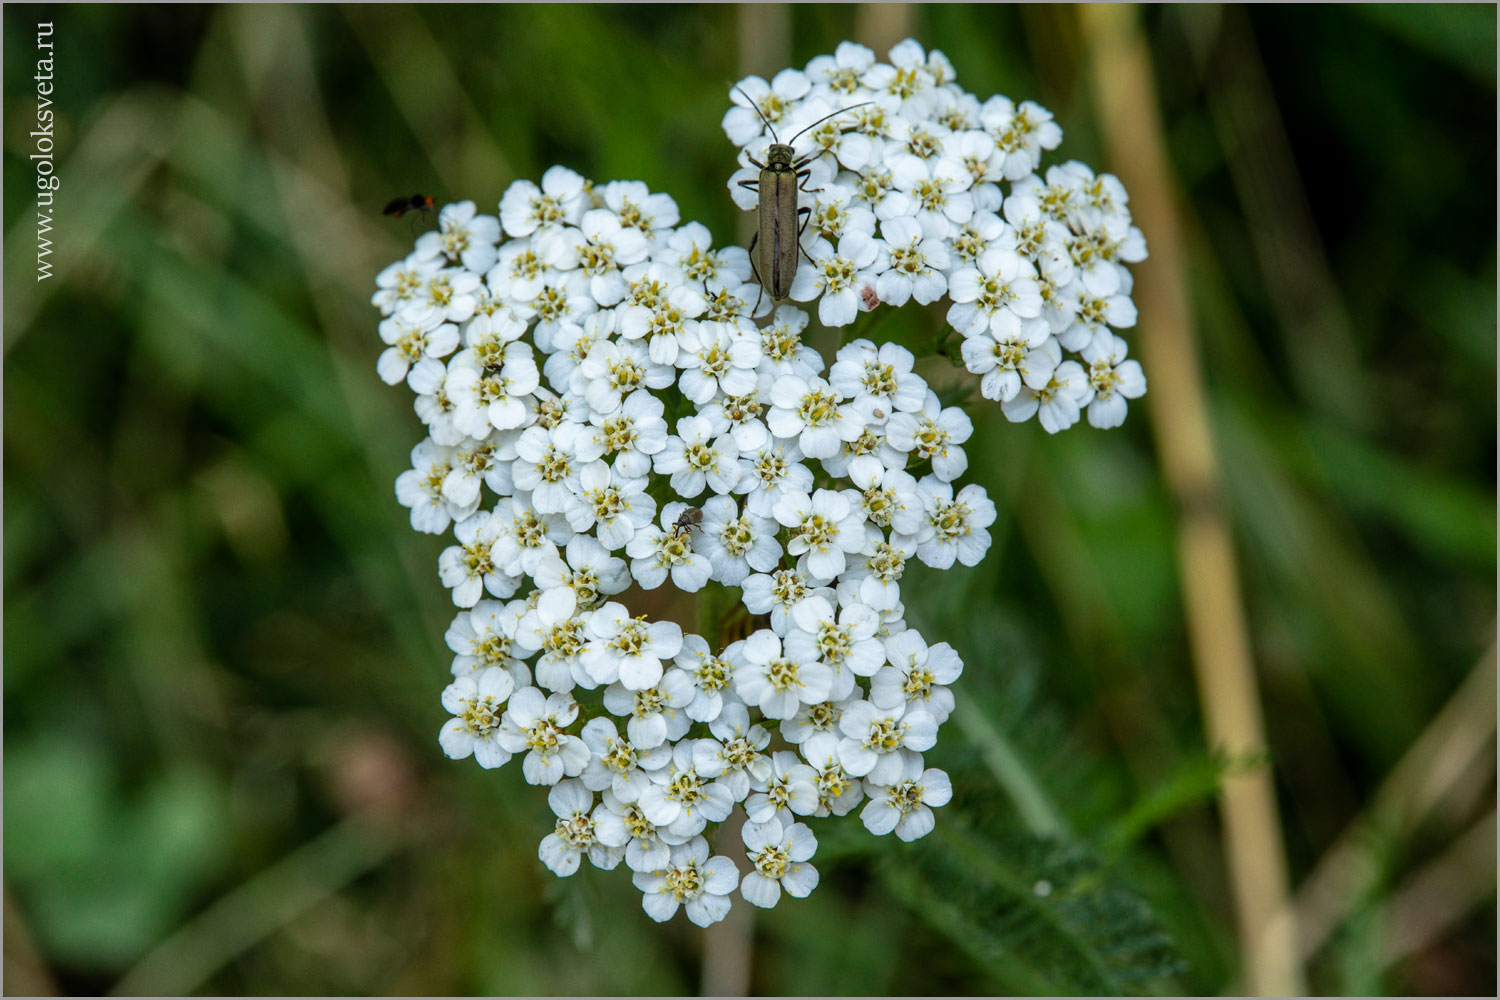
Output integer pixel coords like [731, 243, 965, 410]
[382, 193, 435, 219]
[670, 506, 703, 541]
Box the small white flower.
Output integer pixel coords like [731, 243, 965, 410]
[836, 700, 938, 785]
[499, 165, 588, 236]
[756, 305, 824, 380]
[513, 586, 590, 693]
[601, 179, 681, 237]
[875, 215, 951, 305]
[797, 730, 866, 816]
[587, 390, 669, 479]
[400, 268, 482, 327]
[949, 129, 1002, 190]
[803, 182, 878, 247]
[421, 200, 501, 273]
[912, 478, 997, 569]
[788, 234, 885, 327]
[677, 321, 762, 403]
[537, 780, 624, 876]
[526, 269, 599, 346]
[843, 531, 917, 611]
[438, 667, 517, 768]
[438, 510, 516, 607]
[512, 421, 602, 515]
[697, 495, 782, 586]
[668, 222, 750, 292]
[785, 595, 886, 698]
[745, 750, 820, 824]
[441, 432, 518, 511]
[947, 245, 1042, 339]
[410, 357, 466, 447]
[860, 757, 952, 841]
[1001, 357, 1092, 433]
[947, 209, 1009, 271]
[870, 630, 963, 723]
[445, 599, 530, 682]
[774, 488, 869, 581]
[731, 629, 835, 721]
[573, 208, 651, 306]
[673, 634, 740, 724]
[724, 70, 813, 145]
[828, 338, 927, 422]
[618, 277, 705, 366]
[580, 717, 673, 803]
[888, 152, 973, 240]
[960, 312, 1056, 403]
[497, 687, 590, 785]
[735, 438, 814, 520]
[632, 836, 739, 927]
[447, 342, 542, 438]
[595, 789, 688, 874]
[1080, 333, 1147, 430]
[638, 741, 736, 839]
[740, 817, 819, 908]
[704, 378, 773, 453]
[1061, 285, 1138, 353]
[767, 375, 863, 461]
[804, 41, 877, 99]
[531, 535, 631, 611]
[982, 96, 1062, 180]
[692, 702, 773, 801]
[603, 669, 695, 748]
[564, 463, 656, 551]
[654, 416, 742, 498]
[396, 439, 471, 535]
[490, 494, 574, 578]
[626, 502, 714, 592]
[741, 565, 832, 636]
[543, 313, 609, 392]
[780, 696, 857, 746]
[885, 390, 973, 482]
[378, 315, 460, 386]
[582, 601, 685, 691]
[488, 233, 565, 304]
[373, 251, 441, 316]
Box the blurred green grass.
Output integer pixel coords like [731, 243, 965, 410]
[3, 4, 1494, 995]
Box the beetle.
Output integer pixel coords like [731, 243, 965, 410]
[670, 505, 703, 542]
[731, 87, 871, 313]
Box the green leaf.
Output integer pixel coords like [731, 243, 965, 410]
[880, 821, 1186, 996]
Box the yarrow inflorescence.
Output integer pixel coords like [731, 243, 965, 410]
[372, 39, 1146, 928]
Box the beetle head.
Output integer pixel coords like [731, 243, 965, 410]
[766, 143, 797, 168]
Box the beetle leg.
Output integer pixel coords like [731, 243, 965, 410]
[746, 234, 768, 316]
[746, 155, 768, 170]
[794, 168, 825, 197]
[737, 179, 760, 192]
[795, 209, 818, 267]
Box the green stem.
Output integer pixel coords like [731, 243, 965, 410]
[952, 698, 1069, 838]
[697, 580, 731, 648]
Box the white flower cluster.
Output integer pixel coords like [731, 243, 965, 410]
[726, 38, 1147, 432]
[371, 39, 1142, 929]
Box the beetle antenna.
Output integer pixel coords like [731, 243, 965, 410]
[787, 101, 875, 145]
[731, 84, 781, 144]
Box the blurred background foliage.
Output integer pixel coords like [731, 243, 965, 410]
[3, 4, 1494, 996]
